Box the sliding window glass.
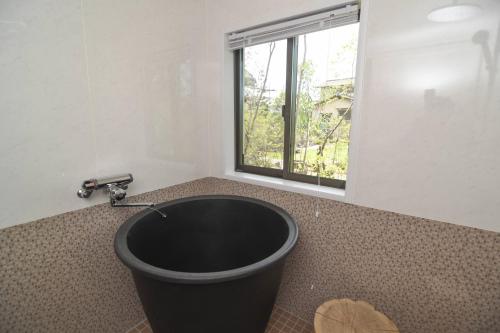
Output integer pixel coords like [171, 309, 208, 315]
[233, 5, 360, 189]
[293, 24, 358, 184]
[242, 40, 287, 170]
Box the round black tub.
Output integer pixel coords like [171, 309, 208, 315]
[115, 195, 298, 333]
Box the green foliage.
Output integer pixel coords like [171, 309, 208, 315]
[243, 68, 283, 169]
[243, 100, 284, 169]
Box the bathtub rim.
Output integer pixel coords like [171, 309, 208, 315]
[114, 195, 298, 284]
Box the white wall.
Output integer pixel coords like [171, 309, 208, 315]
[2, 0, 499, 233]
[349, 0, 500, 232]
[0, 0, 208, 229]
[206, 0, 500, 233]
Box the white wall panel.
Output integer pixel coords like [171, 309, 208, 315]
[0, 0, 208, 229]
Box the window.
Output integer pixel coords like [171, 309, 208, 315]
[233, 5, 360, 189]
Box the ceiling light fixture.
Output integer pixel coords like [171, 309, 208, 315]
[427, 3, 482, 23]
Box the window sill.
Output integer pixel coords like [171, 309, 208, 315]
[223, 171, 346, 202]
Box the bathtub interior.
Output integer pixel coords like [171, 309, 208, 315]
[126, 199, 290, 273]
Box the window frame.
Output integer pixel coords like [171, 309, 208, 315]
[234, 35, 348, 190]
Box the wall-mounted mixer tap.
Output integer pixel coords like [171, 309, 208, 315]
[77, 173, 133, 198]
[77, 173, 166, 218]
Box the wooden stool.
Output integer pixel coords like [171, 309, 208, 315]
[314, 299, 399, 333]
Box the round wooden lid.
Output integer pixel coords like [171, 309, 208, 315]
[314, 298, 399, 333]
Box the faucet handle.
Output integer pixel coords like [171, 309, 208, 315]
[77, 188, 93, 198]
[108, 184, 127, 203]
[76, 178, 98, 198]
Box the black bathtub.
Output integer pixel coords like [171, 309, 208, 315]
[114, 195, 298, 333]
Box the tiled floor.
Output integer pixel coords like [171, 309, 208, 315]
[265, 306, 314, 333]
[127, 306, 314, 333]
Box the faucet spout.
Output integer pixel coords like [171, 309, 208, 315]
[146, 206, 167, 219]
[111, 200, 167, 219]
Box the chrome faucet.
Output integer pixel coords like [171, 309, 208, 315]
[77, 173, 166, 218]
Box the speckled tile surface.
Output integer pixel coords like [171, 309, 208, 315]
[1, 177, 499, 333]
[0, 179, 212, 333]
[201, 178, 500, 333]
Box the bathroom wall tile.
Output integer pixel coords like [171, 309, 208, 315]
[0, 177, 498, 332]
[0, 0, 96, 229]
[0, 0, 209, 229]
[350, 0, 500, 232]
[82, 0, 208, 197]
